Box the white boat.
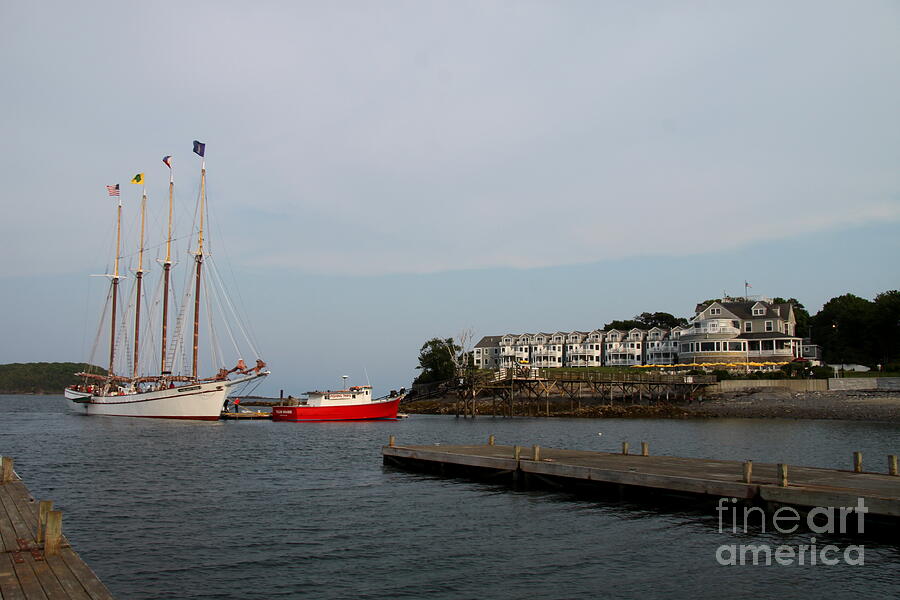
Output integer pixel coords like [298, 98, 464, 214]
[66, 142, 269, 420]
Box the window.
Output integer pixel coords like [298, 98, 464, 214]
[745, 322, 752, 332]
[753, 308, 765, 316]
[765, 321, 773, 332]
[710, 308, 721, 315]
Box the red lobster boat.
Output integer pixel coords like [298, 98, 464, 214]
[271, 386, 405, 421]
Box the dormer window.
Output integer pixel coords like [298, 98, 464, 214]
[753, 307, 765, 316]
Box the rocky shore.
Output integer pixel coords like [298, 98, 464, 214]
[401, 389, 900, 423]
[689, 389, 900, 422]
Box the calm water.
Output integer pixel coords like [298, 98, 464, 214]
[1, 395, 898, 599]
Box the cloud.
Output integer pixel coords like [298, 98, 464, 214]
[1, 1, 898, 277]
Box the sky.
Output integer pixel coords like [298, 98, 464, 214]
[1, 1, 898, 395]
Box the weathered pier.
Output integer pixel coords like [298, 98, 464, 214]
[454, 369, 717, 418]
[0, 457, 114, 600]
[383, 439, 900, 527]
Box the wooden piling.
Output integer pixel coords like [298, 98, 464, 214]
[37, 499, 53, 542]
[742, 461, 753, 484]
[1, 455, 12, 483]
[622, 442, 629, 455]
[641, 442, 649, 457]
[889, 454, 898, 477]
[853, 451, 863, 473]
[778, 463, 788, 487]
[514, 445, 521, 460]
[532, 445, 541, 461]
[44, 510, 63, 556]
[388, 435, 395, 448]
[488, 435, 495, 446]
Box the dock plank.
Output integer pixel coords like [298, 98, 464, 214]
[1, 552, 28, 600]
[43, 557, 91, 600]
[55, 551, 112, 600]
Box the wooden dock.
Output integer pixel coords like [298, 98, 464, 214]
[0, 457, 114, 600]
[219, 410, 272, 420]
[383, 439, 900, 525]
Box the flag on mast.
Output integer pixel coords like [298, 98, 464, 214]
[192, 140, 205, 157]
[162, 155, 173, 168]
[130, 173, 145, 184]
[106, 184, 120, 197]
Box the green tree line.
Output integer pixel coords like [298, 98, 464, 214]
[809, 291, 900, 368]
[0, 362, 106, 394]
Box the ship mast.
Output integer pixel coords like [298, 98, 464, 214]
[191, 141, 206, 379]
[132, 187, 147, 379]
[161, 156, 174, 375]
[109, 197, 122, 376]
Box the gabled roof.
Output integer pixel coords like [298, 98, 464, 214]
[474, 335, 502, 348]
[703, 300, 796, 321]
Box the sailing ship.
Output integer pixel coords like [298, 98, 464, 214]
[65, 142, 269, 420]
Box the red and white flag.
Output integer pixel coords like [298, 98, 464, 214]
[106, 184, 120, 197]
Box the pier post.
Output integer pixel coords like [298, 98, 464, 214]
[37, 500, 53, 542]
[641, 442, 649, 457]
[742, 461, 753, 484]
[488, 435, 495, 446]
[44, 510, 62, 556]
[0, 456, 12, 483]
[622, 442, 629, 455]
[532, 445, 541, 461]
[777, 464, 788, 487]
[853, 451, 863, 473]
[514, 445, 521, 460]
[889, 455, 898, 476]
[388, 435, 395, 448]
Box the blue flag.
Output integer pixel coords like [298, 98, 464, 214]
[193, 140, 206, 157]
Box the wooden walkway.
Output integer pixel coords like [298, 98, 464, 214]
[0, 458, 113, 600]
[383, 440, 900, 522]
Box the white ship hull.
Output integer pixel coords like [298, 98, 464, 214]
[65, 373, 267, 420]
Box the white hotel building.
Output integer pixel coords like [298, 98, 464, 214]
[472, 298, 802, 369]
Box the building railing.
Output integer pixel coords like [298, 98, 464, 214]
[680, 326, 741, 337]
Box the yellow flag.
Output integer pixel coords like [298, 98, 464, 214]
[130, 173, 144, 184]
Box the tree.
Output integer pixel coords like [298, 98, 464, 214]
[636, 311, 689, 329]
[413, 338, 461, 385]
[810, 294, 875, 365]
[872, 290, 900, 366]
[602, 319, 643, 331]
[603, 312, 688, 331]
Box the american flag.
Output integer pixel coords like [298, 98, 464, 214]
[106, 184, 120, 197]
